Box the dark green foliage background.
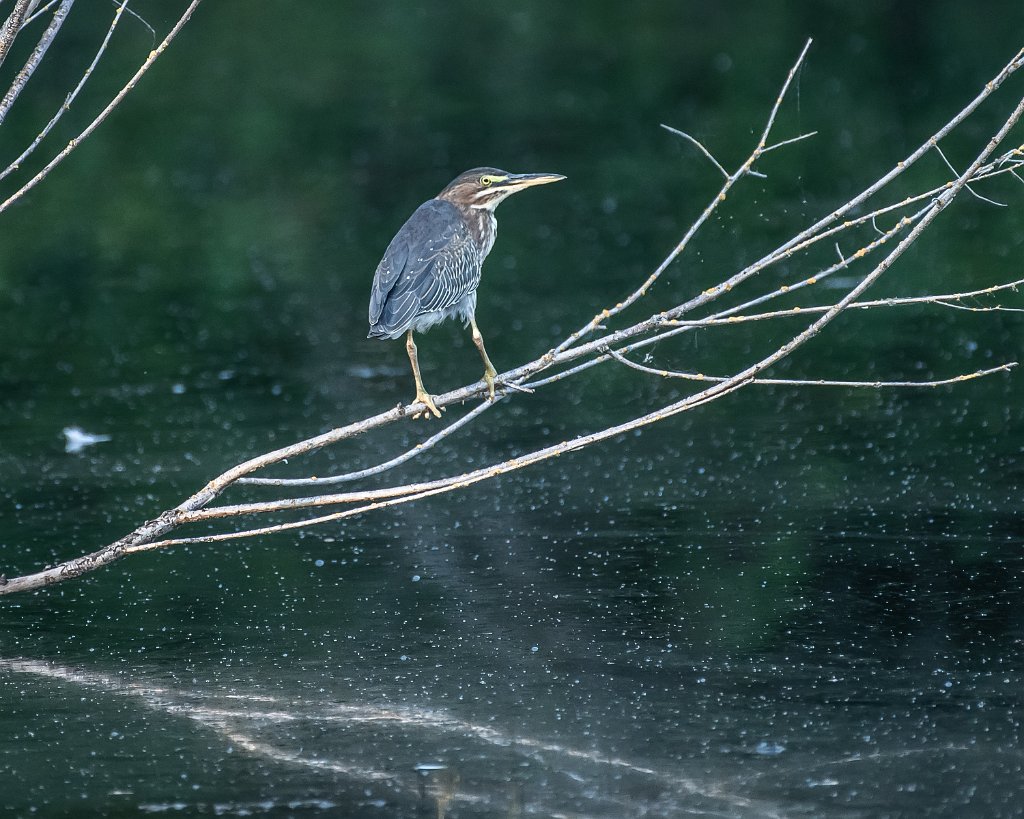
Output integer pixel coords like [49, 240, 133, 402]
[0, 2, 1022, 815]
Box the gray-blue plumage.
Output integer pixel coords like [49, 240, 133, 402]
[366, 167, 564, 417]
[367, 198, 493, 340]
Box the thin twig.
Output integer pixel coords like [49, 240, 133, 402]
[933, 300, 1024, 313]
[0, 0, 73, 127]
[22, 0, 57, 27]
[0, 0, 130, 182]
[606, 347, 1017, 387]
[668, 278, 1024, 326]
[0, 0, 203, 216]
[933, 142, 1007, 207]
[0, 0, 34, 70]
[115, 0, 154, 44]
[239, 398, 498, 487]
[661, 124, 729, 178]
[761, 130, 817, 154]
[552, 38, 814, 356]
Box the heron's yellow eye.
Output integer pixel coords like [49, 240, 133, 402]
[480, 175, 494, 186]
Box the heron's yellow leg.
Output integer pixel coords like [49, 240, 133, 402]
[406, 330, 441, 418]
[469, 317, 497, 400]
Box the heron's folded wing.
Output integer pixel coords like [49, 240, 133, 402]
[369, 199, 477, 335]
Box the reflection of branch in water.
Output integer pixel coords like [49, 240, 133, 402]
[2, 658, 780, 817]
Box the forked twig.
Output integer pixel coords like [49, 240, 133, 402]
[0, 0, 202, 216]
[0, 0, 132, 182]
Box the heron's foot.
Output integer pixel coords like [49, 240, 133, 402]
[412, 389, 442, 419]
[483, 365, 497, 401]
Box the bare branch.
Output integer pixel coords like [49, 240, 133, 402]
[239, 397, 499, 487]
[0, 0, 73, 126]
[606, 347, 1017, 388]
[661, 123, 730, 178]
[0, 0, 203, 216]
[0, 0, 34, 70]
[553, 38, 815, 356]
[933, 142, 1007, 207]
[22, 0, 57, 27]
[933, 300, 1024, 314]
[1, 41, 1022, 595]
[761, 130, 817, 154]
[0, 0, 130, 182]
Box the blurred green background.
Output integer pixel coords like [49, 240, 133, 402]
[0, 2, 1022, 816]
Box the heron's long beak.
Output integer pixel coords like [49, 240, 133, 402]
[504, 172, 567, 190]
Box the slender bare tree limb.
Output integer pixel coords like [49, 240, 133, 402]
[552, 39, 814, 357]
[0, 0, 130, 182]
[23, 1, 60, 28]
[660, 124, 730, 179]
[238, 398, 500, 488]
[605, 348, 1018, 387]
[934, 300, 1024, 313]
[0, 0, 202, 216]
[933, 142, 1008, 207]
[761, 131, 818, 154]
[0, 0, 34, 71]
[1, 41, 1021, 595]
[0, 0, 72, 126]
[662, 278, 1024, 327]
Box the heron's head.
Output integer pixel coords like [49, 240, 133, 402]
[437, 167, 565, 211]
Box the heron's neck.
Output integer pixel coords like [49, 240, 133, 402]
[463, 206, 497, 258]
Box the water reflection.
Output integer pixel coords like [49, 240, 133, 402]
[3, 658, 775, 817]
[1, 1, 1023, 816]
[6, 632, 1021, 817]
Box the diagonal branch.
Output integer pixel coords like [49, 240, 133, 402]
[661, 124, 730, 178]
[238, 397, 499, 487]
[0, 0, 202, 216]
[0, 0, 73, 126]
[0, 0, 130, 182]
[122, 99, 1024, 540]
[1, 42, 1021, 595]
[0, 0, 34, 71]
[551, 39, 814, 357]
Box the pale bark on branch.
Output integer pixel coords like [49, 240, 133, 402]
[0, 0, 201, 214]
[1, 39, 1022, 595]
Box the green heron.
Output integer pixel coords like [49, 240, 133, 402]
[368, 167, 565, 418]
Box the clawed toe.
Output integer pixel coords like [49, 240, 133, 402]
[413, 390, 442, 419]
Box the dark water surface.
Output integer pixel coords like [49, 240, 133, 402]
[1, 2, 1023, 816]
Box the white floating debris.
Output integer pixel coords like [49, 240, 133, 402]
[754, 740, 786, 756]
[62, 426, 112, 454]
